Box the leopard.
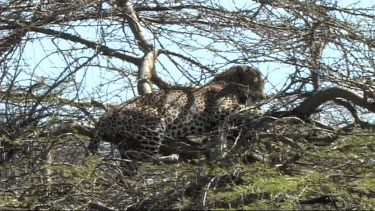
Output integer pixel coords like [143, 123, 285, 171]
[88, 65, 266, 174]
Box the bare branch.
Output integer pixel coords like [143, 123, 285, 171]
[31, 27, 142, 65]
[137, 50, 158, 94]
[120, 0, 153, 52]
[293, 87, 375, 118]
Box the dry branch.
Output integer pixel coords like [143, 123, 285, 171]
[120, 0, 153, 52]
[293, 87, 375, 118]
[31, 28, 141, 65]
[138, 50, 158, 94]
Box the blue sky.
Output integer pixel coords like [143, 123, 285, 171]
[10, 0, 374, 104]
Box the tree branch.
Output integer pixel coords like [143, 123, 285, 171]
[0, 29, 25, 62]
[120, 0, 153, 52]
[31, 27, 142, 65]
[137, 50, 158, 94]
[293, 87, 375, 118]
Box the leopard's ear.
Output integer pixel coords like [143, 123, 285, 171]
[235, 66, 244, 78]
[234, 67, 244, 82]
[234, 66, 248, 83]
[235, 66, 257, 84]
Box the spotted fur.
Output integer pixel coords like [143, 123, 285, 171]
[88, 66, 265, 174]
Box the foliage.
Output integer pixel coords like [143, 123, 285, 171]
[1, 130, 373, 210]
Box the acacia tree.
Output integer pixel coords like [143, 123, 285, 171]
[0, 0, 374, 209]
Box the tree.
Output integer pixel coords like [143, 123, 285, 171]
[0, 0, 374, 209]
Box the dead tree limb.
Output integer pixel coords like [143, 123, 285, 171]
[31, 27, 142, 65]
[293, 87, 375, 118]
[137, 50, 158, 94]
[119, 0, 157, 95]
[120, 0, 153, 52]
